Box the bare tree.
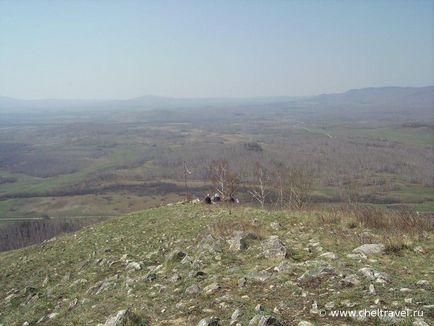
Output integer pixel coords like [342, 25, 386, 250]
[209, 159, 240, 200]
[248, 162, 271, 208]
[284, 164, 313, 209]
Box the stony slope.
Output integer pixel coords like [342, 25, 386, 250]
[0, 204, 432, 326]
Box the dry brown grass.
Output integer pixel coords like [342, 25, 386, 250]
[351, 206, 433, 235]
[209, 218, 269, 240]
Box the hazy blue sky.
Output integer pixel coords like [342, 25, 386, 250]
[0, 0, 433, 99]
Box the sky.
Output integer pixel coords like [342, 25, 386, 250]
[0, 0, 433, 99]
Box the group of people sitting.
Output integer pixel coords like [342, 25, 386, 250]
[204, 193, 239, 204]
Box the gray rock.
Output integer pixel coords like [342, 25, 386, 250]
[246, 270, 272, 282]
[166, 250, 187, 263]
[341, 274, 361, 287]
[231, 308, 243, 322]
[319, 252, 338, 260]
[413, 319, 430, 326]
[197, 317, 220, 326]
[146, 273, 157, 281]
[352, 244, 385, 256]
[126, 261, 141, 271]
[238, 277, 247, 288]
[255, 304, 264, 312]
[298, 266, 337, 282]
[185, 284, 200, 294]
[199, 234, 222, 253]
[262, 236, 287, 258]
[258, 315, 279, 326]
[249, 315, 262, 326]
[170, 274, 181, 283]
[203, 282, 220, 294]
[101, 309, 134, 326]
[227, 231, 249, 251]
[297, 322, 313, 326]
[270, 222, 282, 231]
[347, 253, 367, 260]
[274, 261, 294, 273]
[358, 267, 390, 284]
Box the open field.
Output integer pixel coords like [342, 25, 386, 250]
[0, 91, 433, 223]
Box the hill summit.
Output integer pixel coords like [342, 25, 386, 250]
[0, 204, 432, 325]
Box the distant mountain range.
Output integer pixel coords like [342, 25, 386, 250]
[0, 86, 433, 112]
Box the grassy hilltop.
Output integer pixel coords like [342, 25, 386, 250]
[0, 204, 432, 325]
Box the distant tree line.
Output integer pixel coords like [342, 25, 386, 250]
[0, 218, 104, 252]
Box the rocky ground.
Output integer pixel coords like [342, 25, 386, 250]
[0, 204, 432, 325]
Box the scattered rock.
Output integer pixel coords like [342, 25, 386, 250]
[238, 277, 247, 288]
[227, 231, 249, 251]
[297, 322, 313, 326]
[416, 280, 429, 287]
[358, 267, 390, 284]
[298, 266, 337, 283]
[347, 253, 367, 260]
[197, 317, 220, 326]
[341, 274, 361, 287]
[185, 284, 200, 295]
[126, 261, 141, 271]
[199, 234, 222, 253]
[255, 304, 264, 312]
[230, 308, 243, 324]
[274, 261, 294, 273]
[100, 309, 136, 326]
[166, 250, 187, 263]
[203, 282, 220, 295]
[262, 236, 287, 258]
[246, 270, 272, 282]
[270, 222, 282, 231]
[413, 319, 430, 326]
[352, 244, 385, 256]
[258, 315, 279, 326]
[369, 284, 376, 295]
[319, 252, 338, 260]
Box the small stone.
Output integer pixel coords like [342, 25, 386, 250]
[274, 261, 294, 273]
[341, 274, 361, 287]
[258, 315, 279, 326]
[297, 322, 313, 326]
[404, 297, 413, 303]
[416, 280, 429, 287]
[203, 282, 220, 295]
[369, 284, 376, 295]
[325, 301, 335, 310]
[197, 317, 220, 326]
[238, 277, 247, 288]
[413, 319, 430, 326]
[255, 304, 264, 312]
[126, 262, 141, 271]
[166, 250, 187, 263]
[319, 252, 338, 260]
[246, 270, 272, 282]
[185, 284, 200, 295]
[231, 309, 243, 322]
[270, 222, 282, 230]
